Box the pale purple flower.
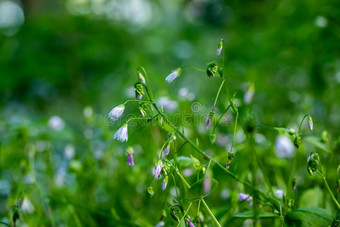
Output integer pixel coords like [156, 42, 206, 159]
[109, 104, 125, 121]
[162, 176, 168, 191]
[308, 116, 313, 131]
[274, 190, 284, 199]
[153, 161, 162, 179]
[163, 144, 170, 157]
[113, 124, 128, 142]
[205, 116, 211, 130]
[127, 153, 134, 166]
[275, 135, 294, 158]
[187, 218, 195, 227]
[165, 68, 182, 83]
[238, 193, 252, 202]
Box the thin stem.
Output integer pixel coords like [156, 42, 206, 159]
[197, 200, 201, 217]
[212, 79, 226, 110]
[159, 131, 176, 159]
[229, 112, 238, 153]
[177, 202, 193, 227]
[181, 65, 206, 74]
[170, 173, 180, 201]
[202, 199, 221, 227]
[322, 175, 340, 209]
[153, 103, 281, 209]
[124, 99, 153, 105]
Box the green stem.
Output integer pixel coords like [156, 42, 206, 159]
[202, 199, 221, 227]
[177, 202, 193, 227]
[322, 175, 340, 209]
[181, 65, 206, 74]
[124, 99, 153, 105]
[212, 79, 226, 110]
[230, 112, 238, 153]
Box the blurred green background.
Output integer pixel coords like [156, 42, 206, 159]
[1, 0, 340, 226]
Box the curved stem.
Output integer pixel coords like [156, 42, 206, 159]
[322, 175, 340, 209]
[124, 99, 153, 105]
[230, 112, 238, 153]
[211, 104, 232, 135]
[202, 199, 221, 227]
[181, 65, 206, 74]
[138, 66, 154, 101]
[298, 114, 309, 135]
[177, 202, 193, 227]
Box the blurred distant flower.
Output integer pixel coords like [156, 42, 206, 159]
[157, 97, 178, 111]
[83, 106, 93, 118]
[138, 72, 146, 84]
[274, 190, 284, 199]
[244, 83, 255, 104]
[315, 16, 327, 28]
[162, 175, 168, 191]
[187, 218, 195, 227]
[217, 39, 223, 57]
[275, 135, 294, 158]
[48, 116, 65, 131]
[21, 198, 34, 213]
[153, 161, 162, 179]
[64, 144, 75, 160]
[114, 124, 128, 142]
[109, 104, 125, 121]
[308, 116, 313, 131]
[126, 146, 134, 166]
[166, 68, 182, 83]
[204, 176, 211, 194]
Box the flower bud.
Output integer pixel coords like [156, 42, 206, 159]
[170, 205, 184, 222]
[108, 104, 125, 121]
[308, 116, 313, 131]
[147, 186, 154, 197]
[134, 82, 144, 100]
[187, 218, 195, 227]
[206, 62, 219, 77]
[307, 152, 320, 176]
[294, 135, 301, 149]
[287, 199, 294, 208]
[217, 39, 223, 57]
[162, 176, 168, 191]
[137, 71, 146, 84]
[126, 147, 134, 166]
[153, 160, 163, 179]
[292, 178, 297, 191]
[166, 68, 182, 83]
[163, 144, 170, 157]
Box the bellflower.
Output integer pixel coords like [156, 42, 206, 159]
[113, 124, 128, 142]
[109, 104, 125, 121]
[165, 68, 182, 83]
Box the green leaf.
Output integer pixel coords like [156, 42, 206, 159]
[190, 155, 201, 170]
[171, 156, 192, 168]
[286, 207, 334, 227]
[305, 136, 329, 153]
[186, 178, 218, 200]
[231, 210, 280, 220]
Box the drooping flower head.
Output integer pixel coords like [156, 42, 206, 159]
[162, 175, 168, 191]
[153, 160, 162, 179]
[163, 143, 170, 157]
[113, 124, 128, 142]
[308, 115, 313, 131]
[165, 68, 182, 83]
[217, 39, 223, 57]
[238, 193, 252, 202]
[126, 146, 134, 166]
[109, 104, 125, 121]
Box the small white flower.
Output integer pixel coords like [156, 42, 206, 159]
[275, 135, 294, 158]
[274, 189, 284, 199]
[109, 104, 125, 121]
[113, 124, 128, 142]
[165, 68, 182, 83]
